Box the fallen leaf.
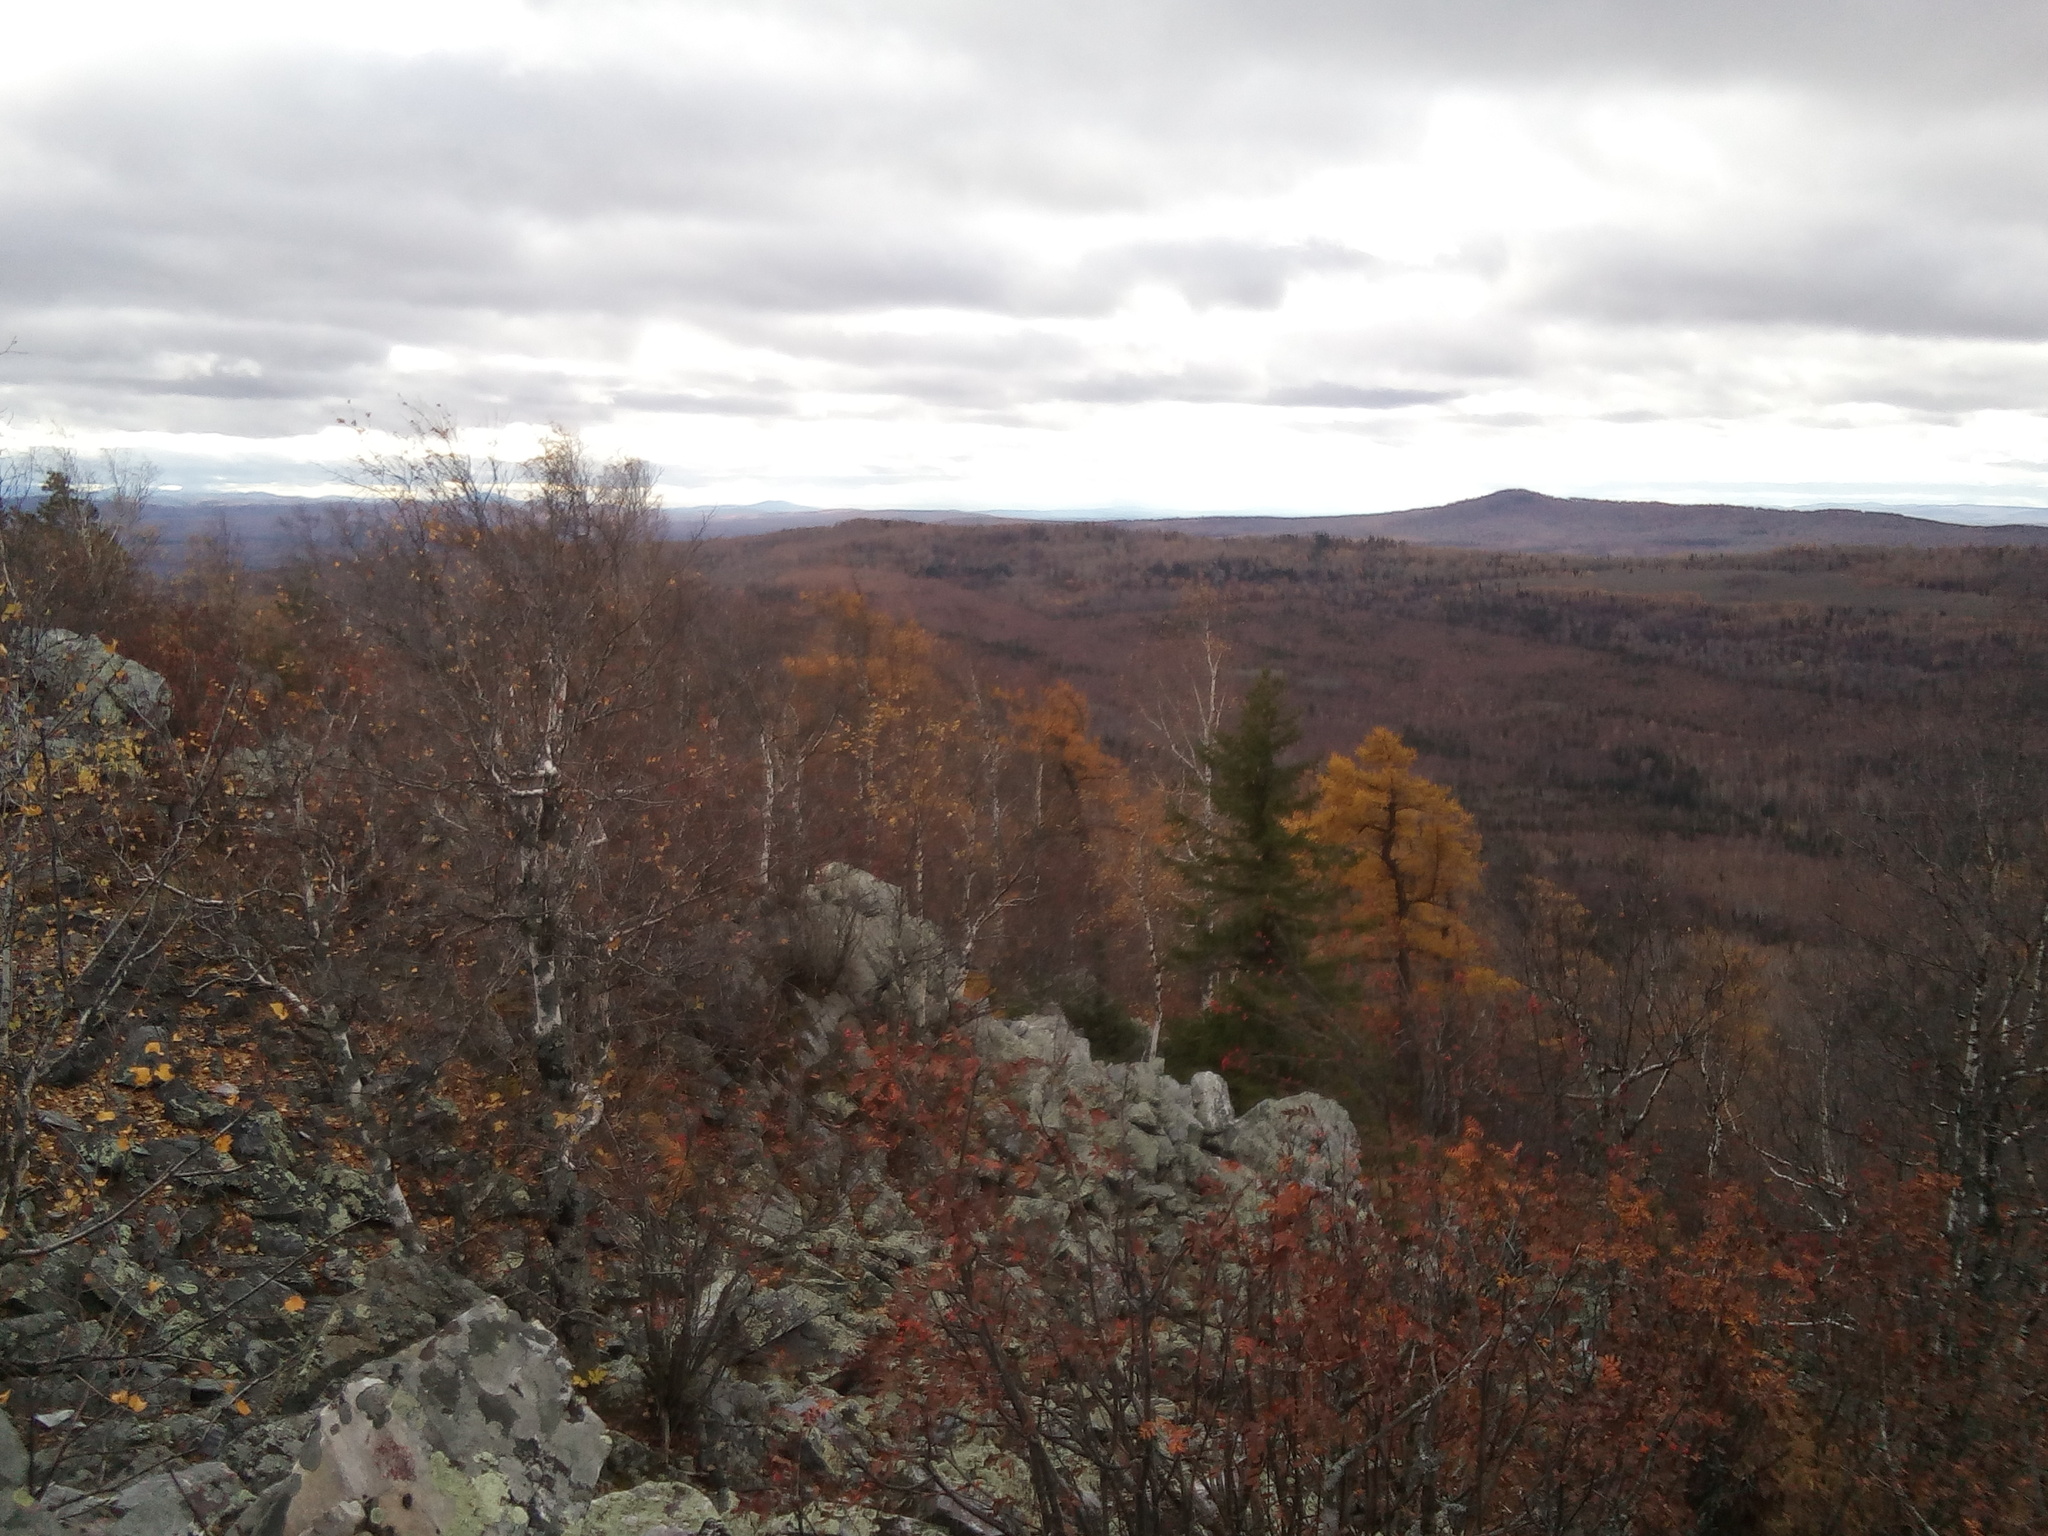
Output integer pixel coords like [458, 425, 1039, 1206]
[282, 1294, 306, 1313]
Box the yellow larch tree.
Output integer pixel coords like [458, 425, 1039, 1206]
[1298, 727, 1502, 1133]
[1300, 727, 1491, 996]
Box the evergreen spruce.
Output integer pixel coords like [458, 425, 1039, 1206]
[1165, 670, 1342, 1101]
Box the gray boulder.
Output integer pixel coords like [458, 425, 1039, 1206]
[562, 1482, 720, 1536]
[236, 1301, 606, 1536]
[1218, 1093, 1360, 1186]
[0, 1411, 28, 1492]
[14, 630, 169, 733]
[1189, 1072, 1235, 1137]
[791, 866, 960, 1029]
[58, 1463, 249, 1536]
[271, 1254, 487, 1412]
[969, 1012, 1089, 1072]
[0, 1411, 60, 1536]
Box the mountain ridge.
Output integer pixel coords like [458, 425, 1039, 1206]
[1103, 487, 2048, 554]
[136, 486, 2048, 562]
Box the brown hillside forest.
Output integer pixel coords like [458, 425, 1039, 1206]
[4, 429, 2047, 1536]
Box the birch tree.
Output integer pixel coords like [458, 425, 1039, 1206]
[335, 422, 716, 1331]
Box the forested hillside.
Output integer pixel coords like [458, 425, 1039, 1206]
[3, 441, 2046, 1535]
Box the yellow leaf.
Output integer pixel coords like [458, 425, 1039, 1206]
[213, 1134, 233, 1154]
[143, 1040, 163, 1056]
[154, 1061, 174, 1082]
[282, 1294, 306, 1313]
[269, 1001, 290, 1020]
[234, 1400, 252, 1417]
[128, 1066, 153, 1087]
[95, 1109, 117, 1122]
[145, 1278, 163, 1296]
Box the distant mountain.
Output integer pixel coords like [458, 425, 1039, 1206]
[1858, 503, 2048, 528]
[137, 487, 2048, 568]
[1118, 489, 2048, 554]
[141, 497, 331, 567]
[677, 506, 1018, 539]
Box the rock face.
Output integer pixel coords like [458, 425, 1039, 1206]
[561, 1482, 720, 1536]
[272, 1255, 489, 1413]
[236, 1301, 606, 1536]
[1, 1409, 60, 1536]
[966, 1010, 1356, 1190]
[12, 865, 1359, 1536]
[790, 866, 959, 1030]
[1218, 1092, 1361, 1187]
[14, 630, 170, 733]
[53, 1462, 250, 1536]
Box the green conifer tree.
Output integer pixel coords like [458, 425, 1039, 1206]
[1164, 670, 1342, 1100]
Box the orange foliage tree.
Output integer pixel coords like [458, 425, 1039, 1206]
[1297, 726, 1499, 1131]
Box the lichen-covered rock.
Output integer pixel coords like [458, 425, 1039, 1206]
[58, 1462, 249, 1536]
[561, 1481, 720, 1536]
[564, 1482, 941, 1536]
[1218, 1093, 1360, 1186]
[969, 1013, 1089, 1071]
[221, 1411, 318, 1498]
[15, 630, 170, 732]
[236, 1300, 606, 1536]
[272, 1255, 487, 1413]
[791, 866, 960, 1029]
[0, 1413, 29, 1491]
[0, 1411, 60, 1536]
[1188, 1071, 1235, 1137]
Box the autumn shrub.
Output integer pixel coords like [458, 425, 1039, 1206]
[584, 1066, 879, 1468]
[847, 1015, 1803, 1536]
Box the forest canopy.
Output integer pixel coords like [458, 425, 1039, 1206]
[3, 434, 2046, 1535]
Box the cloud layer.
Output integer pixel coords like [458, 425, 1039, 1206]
[5, 0, 2048, 508]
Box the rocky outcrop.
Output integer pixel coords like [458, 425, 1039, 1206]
[1, 1409, 60, 1536]
[12, 630, 169, 734]
[1218, 1092, 1360, 1187]
[270, 1255, 488, 1414]
[49, 1462, 250, 1536]
[562, 1482, 721, 1536]
[635, 999, 1360, 1518]
[9, 866, 1359, 1536]
[566, 1480, 944, 1536]
[789, 866, 960, 1031]
[235, 1302, 606, 1536]
[968, 1010, 1358, 1191]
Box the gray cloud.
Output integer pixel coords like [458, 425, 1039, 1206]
[3, 0, 2047, 479]
[1535, 220, 2048, 341]
[1268, 384, 1456, 409]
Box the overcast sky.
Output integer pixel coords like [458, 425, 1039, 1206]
[6, 0, 2048, 512]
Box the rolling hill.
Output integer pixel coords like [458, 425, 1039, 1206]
[1111, 488, 2048, 554]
